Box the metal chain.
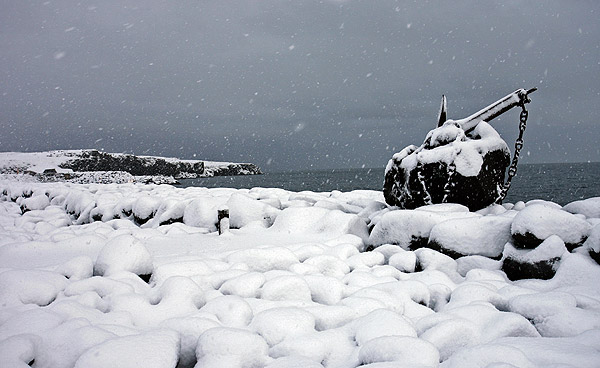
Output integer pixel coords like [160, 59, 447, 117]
[442, 161, 456, 203]
[496, 104, 529, 203]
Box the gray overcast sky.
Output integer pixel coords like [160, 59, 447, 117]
[1, 0, 599, 171]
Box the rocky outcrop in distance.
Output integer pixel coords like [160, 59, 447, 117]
[0, 150, 262, 184]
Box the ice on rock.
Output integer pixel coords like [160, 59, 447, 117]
[511, 203, 592, 249]
[74, 330, 180, 368]
[94, 234, 153, 277]
[250, 307, 316, 345]
[358, 336, 439, 366]
[196, 327, 269, 368]
[428, 215, 512, 258]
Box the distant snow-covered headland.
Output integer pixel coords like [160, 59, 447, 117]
[0, 149, 262, 184]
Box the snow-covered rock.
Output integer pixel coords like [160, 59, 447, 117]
[428, 215, 512, 258]
[501, 235, 568, 280]
[0, 178, 599, 367]
[94, 235, 153, 277]
[511, 203, 591, 250]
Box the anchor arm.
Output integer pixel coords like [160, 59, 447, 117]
[452, 88, 537, 133]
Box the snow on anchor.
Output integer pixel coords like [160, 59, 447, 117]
[384, 88, 537, 211]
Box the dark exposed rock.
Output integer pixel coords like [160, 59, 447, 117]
[501, 236, 567, 281]
[589, 249, 600, 265]
[204, 163, 263, 177]
[511, 231, 544, 250]
[59, 150, 204, 178]
[427, 240, 466, 260]
[159, 217, 184, 226]
[502, 256, 561, 281]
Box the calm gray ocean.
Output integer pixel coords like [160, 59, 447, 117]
[177, 162, 600, 206]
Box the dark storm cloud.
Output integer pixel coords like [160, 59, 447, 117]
[1, 0, 598, 171]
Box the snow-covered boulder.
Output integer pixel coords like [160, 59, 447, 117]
[94, 235, 153, 277]
[583, 224, 600, 265]
[183, 196, 225, 231]
[19, 194, 50, 213]
[132, 196, 161, 225]
[226, 192, 280, 229]
[511, 203, 592, 250]
[563, 197, 600, 219]
[368, 209, 475, 250]
[428, 215, 512, 258]
[501, 235, 568, 280]
[270, 207, 368, 242]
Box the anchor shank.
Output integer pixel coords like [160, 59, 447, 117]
[454, 88, 536, 133]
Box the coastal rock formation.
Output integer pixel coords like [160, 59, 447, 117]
[0, 150, 262, 184]
[58, 150, 205, 178]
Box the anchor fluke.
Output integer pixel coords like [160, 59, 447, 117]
[437, 95, 447, 127]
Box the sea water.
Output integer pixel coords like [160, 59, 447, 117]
[177, 162, 600, 206]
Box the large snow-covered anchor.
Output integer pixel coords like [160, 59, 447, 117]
[384, 88, 536, 211]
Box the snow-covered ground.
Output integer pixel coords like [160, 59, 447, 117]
[0, 179, 599, 367]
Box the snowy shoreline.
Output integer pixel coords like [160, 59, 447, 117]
[1, 179, 599, 367]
